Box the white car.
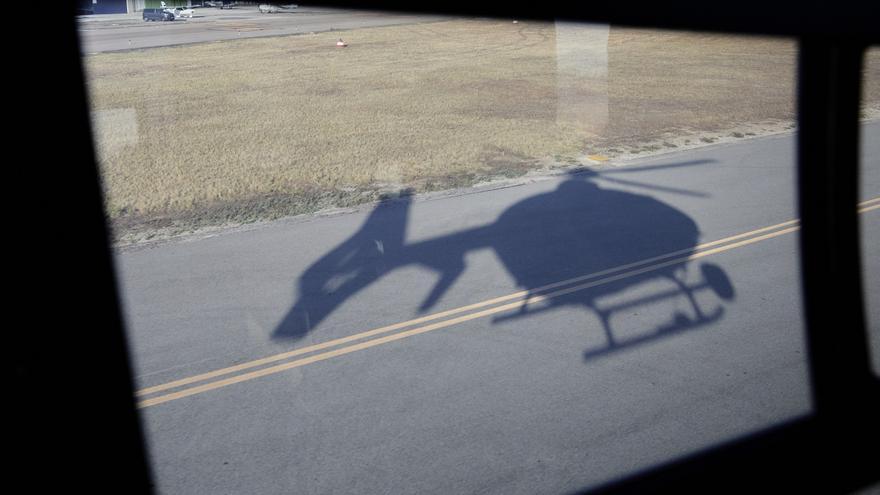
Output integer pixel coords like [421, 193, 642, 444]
[172, 7, 194, 18]
[259, 4, 297, 13]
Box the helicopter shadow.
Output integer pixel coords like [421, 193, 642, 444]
[273, 160, 736, 361]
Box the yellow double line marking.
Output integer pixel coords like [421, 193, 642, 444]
[137, 197, 880, 408]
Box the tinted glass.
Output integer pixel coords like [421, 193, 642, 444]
[862, 46, 880, 377]
[81, 7, 814, 493]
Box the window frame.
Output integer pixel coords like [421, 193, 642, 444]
[33, 1, 879, 493]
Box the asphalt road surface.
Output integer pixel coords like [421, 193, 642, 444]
[117, 123, 880, 494]
[77, 6, 452, 53]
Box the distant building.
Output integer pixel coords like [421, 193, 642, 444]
[77, 0, 136, 14]
[76, 0, 198, 14]
[144, 0, 194, 7]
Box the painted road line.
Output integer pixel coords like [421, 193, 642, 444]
[136, 219, 796, 398]
[137, 198, 880, 405]
[138, 226, 800, 408]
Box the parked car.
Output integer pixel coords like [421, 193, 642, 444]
[143, 8, 175, 21]
[259, 3, 298, 13]
[170, 7, 195, 18]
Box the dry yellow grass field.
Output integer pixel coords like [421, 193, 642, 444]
[83, 20, 880, 242]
